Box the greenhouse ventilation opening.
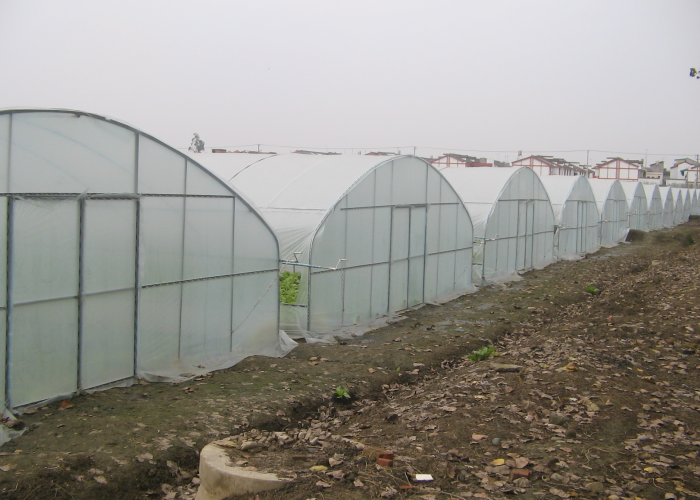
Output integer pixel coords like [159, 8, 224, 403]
[642, 184, 664, 231]
[588, 179, 630, 247]
[540, 175, 600, 260]
[0, 109, 294, 412]
[619, 181, 648, 231]
[658, 186, 675, 228]
[192, 153, 475, 341]
[439, 166, 555, 284]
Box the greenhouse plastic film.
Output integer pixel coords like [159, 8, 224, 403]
[0, 109, 292, 413]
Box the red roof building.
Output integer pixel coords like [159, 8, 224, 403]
[592, 158, 642, 180]
[430, 154, 493, 169]
[511, 155, 588, 176]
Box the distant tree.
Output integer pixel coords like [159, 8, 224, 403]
[690, 68, 700, 79]
[188, 133, 205, 153]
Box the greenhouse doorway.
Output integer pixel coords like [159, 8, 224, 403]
[516, 200, 535, 272]
[389, 205, 427, 313]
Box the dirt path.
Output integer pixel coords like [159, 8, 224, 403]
[1, 221, 699, 500]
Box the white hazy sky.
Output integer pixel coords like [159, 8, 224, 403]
[1, 0, 699, 166]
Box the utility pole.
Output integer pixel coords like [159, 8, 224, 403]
[586, 150, 589, 167]
[645, 149, 648, 169]
[413, 146, 416, 156]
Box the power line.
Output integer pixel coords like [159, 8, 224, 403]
[175, 144, 698, 157]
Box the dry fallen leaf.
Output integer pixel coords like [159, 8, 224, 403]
[472, 433, 488, 441]
[380, 486, 398, 498]
[549, 487, 570, 498]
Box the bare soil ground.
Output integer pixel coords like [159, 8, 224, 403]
[2, 220, 700, 500]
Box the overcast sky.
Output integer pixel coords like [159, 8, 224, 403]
[1, 0, 699, 166]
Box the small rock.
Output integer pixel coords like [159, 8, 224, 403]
[565, 428, 577, 438]
[585, 481, 605, 493]
[492, 438, 502, 446]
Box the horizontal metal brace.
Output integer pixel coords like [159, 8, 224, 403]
[280, 259, 347, 271]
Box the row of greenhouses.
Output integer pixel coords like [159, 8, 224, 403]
[0, 109, 697, 412]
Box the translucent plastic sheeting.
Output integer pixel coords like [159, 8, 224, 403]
[658, 187, 675, 228]
[138, 136, 185, 195]
[12, 199, 79, 304]
[10, 299, 79, 407]
[684, 190, 692, 221]
[185, 153, 274, 183]
[137, 283, 183, 379]
[81, 200, 136, 389]
[589, 179, 630, 247]
[693, 189, 700, 216]
[678, 188, 691, 222]
[0, 109, 292, 412]
[139, 197, 185, 286]
[540, 176, 600, 260]
[670, 188, 686, 225]
[439, 167, 555, 284]
[83, 200, 136, 294]
[180, 278, 233, 365]
[0, 115, 9, 191]
[620, 181, 648, 231]
[186, 161, 234, 197]
[81, 291, 135, 389]
[231, 271, 290, 360]
[193, 153, 474, 340]
[9, 112, 136, 194]
[233, 201, 280, 273]
[0, 200, 6, 405]
[183, 197, 234, 280]
[642, 184, 664, 231]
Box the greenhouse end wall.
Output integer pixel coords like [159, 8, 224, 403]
[440, 167, 555, 284]
[540, 176, 600, 261]
[302, 157, 474, 336]
[0, 110, 291, 410]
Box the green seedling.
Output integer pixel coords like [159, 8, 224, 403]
[468, 346, 496, 362]
[280, 271, 301, 304]
[333, 386, 351, 401]
[586, 285, 600, 295]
